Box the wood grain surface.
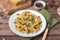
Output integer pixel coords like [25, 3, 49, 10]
[0, 0, 32, 14]
[0, 0, 60, 40]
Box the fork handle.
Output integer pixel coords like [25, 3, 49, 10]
[42, 28, 49, 40]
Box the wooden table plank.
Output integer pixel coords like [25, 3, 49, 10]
[0, 37, 2, 40]
[0, 17, 9, 24]
[47, 36, 60, 40]
[0, 36, 60, 40]
[0, 36, 20, 40]
[33, 36, 60, 40]
[49, 28, 60, 36]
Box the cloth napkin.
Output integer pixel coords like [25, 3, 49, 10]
[20, 9, 58, 40]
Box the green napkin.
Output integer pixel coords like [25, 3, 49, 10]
[20, 9, 58, 40]
[40, 9, 58, 27]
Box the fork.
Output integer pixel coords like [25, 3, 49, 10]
[42, 16, 53, 40]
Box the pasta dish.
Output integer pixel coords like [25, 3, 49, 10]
[14, 11, 41, 34]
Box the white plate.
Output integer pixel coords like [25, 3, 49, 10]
[9, 10, 46, 37]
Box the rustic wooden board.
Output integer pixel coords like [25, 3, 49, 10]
[0, 0, 32, 14]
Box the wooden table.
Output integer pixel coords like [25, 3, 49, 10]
[0, 0, 60, 40]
